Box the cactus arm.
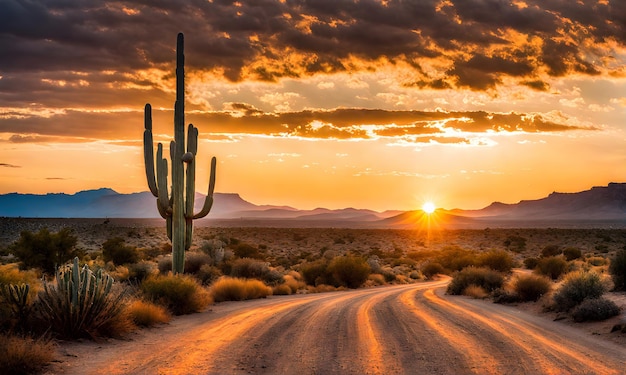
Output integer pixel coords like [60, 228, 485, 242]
[193, 156, 217, 219]
[143, 104, 158, 197]
[156, 143, 170, 211]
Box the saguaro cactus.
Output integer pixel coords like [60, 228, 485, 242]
[143, 33, 217, 274]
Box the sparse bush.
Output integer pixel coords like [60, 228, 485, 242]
[541, 245, 562, 258]
[434, 246, 477, 272]
[421, 262, 445, 279]
[37, 257, 129, 339]
[102, 237, 139, 266]
[11, 228, 81, 274]
[447, 267, 504, 295]
[183, 252, 212, 274]
[367, 273, 385, 286]
[209, 277, 272, 302]
[492, 288, 520, 304]
[283, 273, 306, 293]
[196, 265, 222, 285]
[535, 256, 568, 280]
[126, 299, 170, 327]
[587, 256, 607, 266]
[233, 243, 264, 260]
[327, 255, 371, 288]
[141, 274, 212, 315]
[230, 258, 273, 281]
[128, 261, 157, 282]
[477, 250, 515, 273]
[552, 271, 606, 312]
[571, 298, 621, 322]
[0, 334, 54, 375]
[272, 283, 292, 295]
[512, 274, 552, 302]
[609, 249, 626, 291]
[563, 247, 582, 261]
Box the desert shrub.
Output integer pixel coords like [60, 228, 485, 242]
[421, 262, 445, 279]
[512, 274, 552, 302]
[0, 334, 54, 375]
[327, 255, 371, 288]
[141, 274, 211, 315]
[504, 235, 527, 252]
[571, 298, 621, 322]
[230, 258, 278, 283]
[609, 249, 626, 291]
[535, 256, 568, 280]
[232, 243, 264, 260]
[127, 261, 157, 282]
[200, 239, 226, 265]
[0, 265, 41, 331]
[563, 247, 582, 261]
[196, 265, 223, 285]
[463, 285, 488, 299]
[272, 283, 292, 295]
[492, 288, 521, 304]
[126, 299, 170, 327]
[541, 245, 562, 258]
[300, 259, 330, 286]
[10, 228, 81, 274]
[157, 256, 172, 274]
[523, 257, 539, 270]
[37, 257, 129, 339]
[381, 267, 397, 282]
[477, 250, 514, 273]
[367, 273, 386, 286]
[447, 267, 504, 295]
[434, 246, 477, 272]
[102, 237, 139, 266]
[183, 252, 212, 274]
[552, 271, 606, 312]
[209, 277, 272, 302]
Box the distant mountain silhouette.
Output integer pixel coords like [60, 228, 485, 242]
[0, 183, 624, 228]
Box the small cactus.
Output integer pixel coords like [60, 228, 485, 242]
[143, 33, 217, 274]
[1, 283, 31, 326]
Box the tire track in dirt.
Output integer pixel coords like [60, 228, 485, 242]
[51, 281, 625, 375]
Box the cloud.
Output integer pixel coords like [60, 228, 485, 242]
[0, 163, 20, 168]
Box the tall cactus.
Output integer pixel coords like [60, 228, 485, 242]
[143, 33, 217, 274]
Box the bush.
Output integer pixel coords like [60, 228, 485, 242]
[477, 250, 515, 273]
[447, 267, 505, 295]
[283, 273, 306, 293]
[327, 256, 371, 288]
[126, 299, 170, 327]
[463, 285, 488, 299]
[609, 249, 626, 291]
[512, 274, 552, 302]
[196, 265, 223, 285]
[300, 259, 330, 286]
[232, 243, 265, 260]
[563, 247, 582, 261]
[421, 262, 445, 279]
[0, 334, 54, 375]
[541, 245, 562, 257]
[11, 228, 81, 274]
[552, 271, 606, 312]
[523, 257, 539, 270]
[434, 246, 477, 272]
[141, 274, 212, 315]
[230, 258, 283, 284]
[209, 277, 272, 302]
[127, 261, 157, 282]
[535, 256, 568, 280]
[492, 288, 520, 304]
[102, 237, 139, 266]
[37, 257, 129, 339]
[571, 298, 621, 322]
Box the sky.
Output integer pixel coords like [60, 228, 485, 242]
[0, 0, 625, 212]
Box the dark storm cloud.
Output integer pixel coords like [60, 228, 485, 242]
[0, 0, 622, 93]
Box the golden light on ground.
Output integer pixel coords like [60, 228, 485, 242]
[422, 201, 436, 214]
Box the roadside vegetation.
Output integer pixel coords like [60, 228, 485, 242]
[0, 225, 624, 373]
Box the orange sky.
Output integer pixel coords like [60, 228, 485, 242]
[0, 0, 625, 211]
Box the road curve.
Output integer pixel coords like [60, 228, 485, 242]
[52, 280, 625, 375]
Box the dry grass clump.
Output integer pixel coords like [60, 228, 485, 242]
[283, 273, 306, 293]
[463, 285, 489, 299]
[272, 283, 292, 295]
[367, 273, 386, 286]
[512, 273, 553, 302]
[535, 256, 568, 280]
[141, 274, 212, 315]
[0, 334, 54, 375]
[209, 277, 272, 302]
[126, 299, 171, 327]
[551, 271, 606, 312]
[476, 250, 515, 273]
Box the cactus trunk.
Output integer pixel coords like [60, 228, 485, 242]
[143, 33, 217, 274]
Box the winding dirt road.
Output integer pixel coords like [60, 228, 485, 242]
[51, 280, 625, 375]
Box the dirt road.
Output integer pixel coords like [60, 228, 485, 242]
[50, 280, 625, 375]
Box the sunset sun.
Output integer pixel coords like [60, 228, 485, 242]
[422, 202, 436, 214]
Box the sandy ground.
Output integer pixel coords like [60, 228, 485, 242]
[46, 280, 626, 375]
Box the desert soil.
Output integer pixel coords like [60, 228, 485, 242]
[47, 280, 626, 375]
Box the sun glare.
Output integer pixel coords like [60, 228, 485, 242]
[422, 201, 436, 214]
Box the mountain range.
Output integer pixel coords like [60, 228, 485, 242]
[0, 183, 624, 229]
